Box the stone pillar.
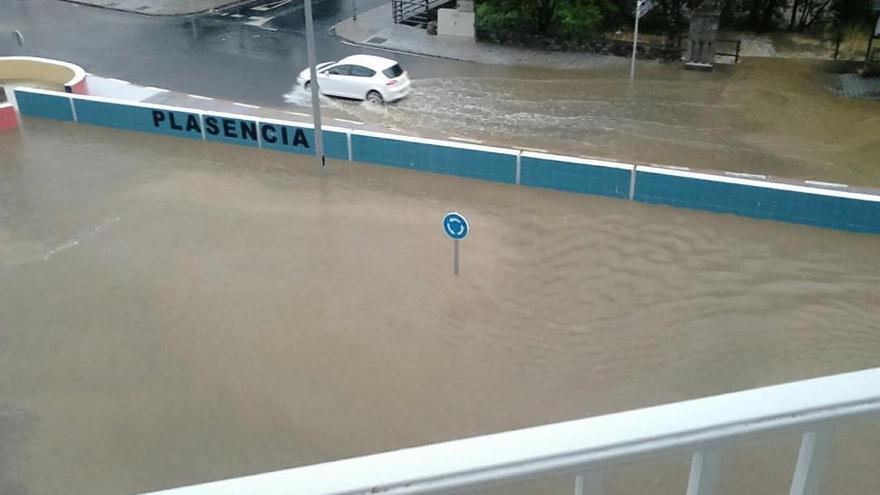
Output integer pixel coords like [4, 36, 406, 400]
[685, 0, 720, 70]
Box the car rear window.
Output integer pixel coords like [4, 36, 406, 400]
[382, 64, 403, 79]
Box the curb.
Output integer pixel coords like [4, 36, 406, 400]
[57, 0, 264, 17]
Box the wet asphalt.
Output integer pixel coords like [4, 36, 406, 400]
[0, 0, 503, 106]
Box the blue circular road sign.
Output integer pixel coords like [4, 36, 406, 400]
[443, 212, 469, 240]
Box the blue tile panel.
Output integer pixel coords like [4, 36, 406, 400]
[520, 155, 632, 199]
[634, 170, 880, 233]
[351, 134, 517, 184]
[14, 89, 74, 122]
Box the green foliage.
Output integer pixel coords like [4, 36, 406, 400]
[830, 0, 873, 29]
[476, 0, 605, 36]
[476, 0, 876, 37]
[557, 1, 604, 36]
[475, 1, 528, 30]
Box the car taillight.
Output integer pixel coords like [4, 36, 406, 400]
[386, 80, 397, 86]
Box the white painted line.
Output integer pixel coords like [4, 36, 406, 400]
[515, 146, 548, 153]
[515, 152, 521, 185]
[69, 96, 78, 123]
[252, 0, 292, 11]
[519, 151, 635, 171]
[230, 13, 244, 18]
[188, 94, 214, 100]
[629, 166, 637, 200]
[260, 27, 279, 32]
[145, 86, 169, 92]
[334, 118, 364, 125]
[285, 111, 310, 117]
[449, 136, 484, 144]
[107, 78, 129, 84]
[218, 12, 229, 16]
[805, 180, 848, 188]
[233, 102, 260, 109]
[352, 128, 518, 156]
[244, 16, 274, 27]
[726, 171, 767, 179]
[667, 166, 691, 171]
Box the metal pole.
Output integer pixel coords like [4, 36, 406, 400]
[453, 239, 459, 275]
[833, 31, 841, 60]
[304, 0, 326, 167]
[866, 16, 878, 64]
[353, 0, 357, 21]
[630, 1, 640, 79]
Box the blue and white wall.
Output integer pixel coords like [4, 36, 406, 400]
[12, 87, 880, 234]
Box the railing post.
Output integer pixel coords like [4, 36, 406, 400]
[574, 471, 603, 495]
[789, 430, 830, 495]
[735, 39, 741, 64]
[686, 449, 721, 495]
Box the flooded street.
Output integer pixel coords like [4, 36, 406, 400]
[324, 57, 880, 187]
[1, 120, 879, 495]
[5, 0, 880, 190]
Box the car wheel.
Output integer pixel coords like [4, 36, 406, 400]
[366, 91, 384, 106]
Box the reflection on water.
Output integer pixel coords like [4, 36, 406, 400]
[0, 120, 878, 495]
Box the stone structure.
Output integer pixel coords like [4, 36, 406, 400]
[685, 0, 720, 70]
[438, 1, 475, 38]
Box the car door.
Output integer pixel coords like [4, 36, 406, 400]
[347, 65, 377, 99]
[319, 64, 351, 97]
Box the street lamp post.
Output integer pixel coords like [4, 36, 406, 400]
[304, 0, 326, 167]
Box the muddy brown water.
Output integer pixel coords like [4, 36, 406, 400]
[0, 120, 878, 495]
[324, 58, 880, 187]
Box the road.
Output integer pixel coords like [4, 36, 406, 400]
[2, 0, 879, 186]
[0, 0, 507, 106]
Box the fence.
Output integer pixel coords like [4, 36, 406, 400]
[136, 367, 880, 495]
[391, 0, 450, 26]
[11, 86, 880, 234]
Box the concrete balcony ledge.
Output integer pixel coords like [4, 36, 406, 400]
[0, 56, 89, 94]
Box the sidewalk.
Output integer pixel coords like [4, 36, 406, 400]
[59, 0, 257, 16]
[332, 3, 626, 71]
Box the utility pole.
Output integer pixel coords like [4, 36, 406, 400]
[304, 0, 326, 167]
[631, 0, 654, 79]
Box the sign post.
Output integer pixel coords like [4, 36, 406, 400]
[443, 212, 469, 275]
[304, 0, 326, 167]
[631, 0, 654, 79]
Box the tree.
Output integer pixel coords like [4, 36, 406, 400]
[789, 0, 834, 32]
[830, 0, 873, 28]
[527, 0, 560, 33]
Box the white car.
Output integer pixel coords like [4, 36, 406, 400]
[296, 55, 411, 105]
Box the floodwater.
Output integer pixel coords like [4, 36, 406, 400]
[1, 120, 879, 495]
[322, 57, 880, 187]
[5, 0, 879, 187]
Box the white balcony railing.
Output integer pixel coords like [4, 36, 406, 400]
[139, 367, 880, 495]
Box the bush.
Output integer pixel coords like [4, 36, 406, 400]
[556, 1, 604, 37]
[475, 1, 528, 31]
[475, 0, 605, 37]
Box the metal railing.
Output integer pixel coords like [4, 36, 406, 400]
[715, 38, 742, 64]
[139, 367, 880, 495]
[391, 0, 448, 26]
